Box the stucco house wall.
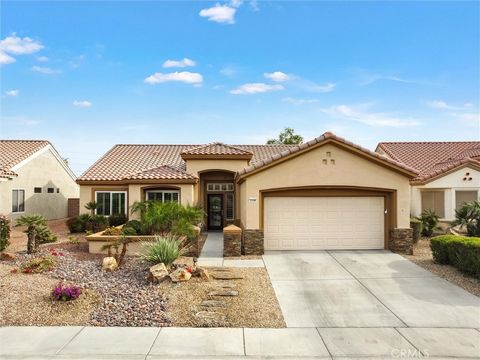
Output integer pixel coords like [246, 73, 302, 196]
[0, 148, 79, 221]
[240, 143, 411, 229]
[185, 159, 249, 175]
[411, 166, 480, 221]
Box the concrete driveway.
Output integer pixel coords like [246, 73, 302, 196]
[263, 250, 480, 328]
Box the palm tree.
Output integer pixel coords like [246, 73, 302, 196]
[84, 201, 98, 216]
[16, 214, 46, 253]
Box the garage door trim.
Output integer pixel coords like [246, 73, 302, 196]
[260, 186, 397, 249]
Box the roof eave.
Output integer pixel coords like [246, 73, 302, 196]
[180, 154, 253, 161]
[76, 178, 198, 185]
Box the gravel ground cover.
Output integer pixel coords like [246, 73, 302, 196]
[404, 238, 480, 297]
[160, 267, 285, 328]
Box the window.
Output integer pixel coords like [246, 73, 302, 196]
[95, 191, 127, 216]
[206, 183, 234, 192]
[226, 193, 234, 220]
[12, 189, 25, 213]
[146, 190, 179, 203]
[34, 187, 42, 193]
[421, 191, 445, 218]
[57, 188, 60, 193]
[47, 188, 54, 193]
[456, 191, 478, 209]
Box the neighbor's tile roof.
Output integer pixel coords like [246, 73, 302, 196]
[0, 140, 50, 171]
[78, 143, 293, 181]
[376, 141, 480, 184]
[237, 132, 418, 177]
[181, 142, 253, 156]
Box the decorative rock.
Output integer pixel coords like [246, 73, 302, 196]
[0, 252, 16, 261]
[212, 274, 244, 280]
[169, 268, 192, 282]
[193, 267, 210, 281]
[201, 300, 226, 307]
[195, 311, 226, 326]
[219, 282, 236, 289]
[208, 290, 239, 296]
[102, 257, 118, 272]
[149, 263, 168, 283]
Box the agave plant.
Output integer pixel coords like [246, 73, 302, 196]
[453, 201, 480, 236]
[141, 234, 187, 266]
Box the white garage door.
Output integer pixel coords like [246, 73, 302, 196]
[264, 196, 385, 250]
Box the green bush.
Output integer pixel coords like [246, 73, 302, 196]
[108, 213, 127, 227]
[141, 234, 187, 266]
[121, 226, 137, 236]
[85, 215, 108, 233]
[67, 214, 91, 233]
[418, 209, 440, 237]
[453, 201, 480, 237]
[410, 218, 422, 243]
[0, 214, 11, 251]
[102, 226, 123, 236]
[431, 235, 480, 278]
[125, 220, 142, 234]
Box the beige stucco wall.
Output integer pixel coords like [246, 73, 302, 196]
[241, 143, 412, 229]
[185, 159, 249, 175]
[79, 183, 195, 219]
[0, 148, 79, 221]
[411, 166, 480, 220]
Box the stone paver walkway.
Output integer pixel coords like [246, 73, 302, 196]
[1, 326, 479, 358]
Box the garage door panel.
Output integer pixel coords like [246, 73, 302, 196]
[264, 196, 384, 250]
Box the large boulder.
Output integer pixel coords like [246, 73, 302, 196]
[149, 263, 169, 283]
[169, 267, 192, 282]
[102, 257, 118, 272]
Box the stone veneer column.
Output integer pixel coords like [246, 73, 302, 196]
[242, 229, 264, 255]
[389, 228, 413, 255]
[223, 224, 242, 257]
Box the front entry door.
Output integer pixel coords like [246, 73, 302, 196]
[207, 194, 223, 230]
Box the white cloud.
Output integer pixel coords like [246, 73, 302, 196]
[264, 71, 291, 82]
[282, 97, 319, 105]
[322, 104, 420, 128]
[73, 100, 92, 108]
[426, 99, 472, 111]
[31, 65, 61, 75]
[250, 0, 259, 11]
[220, 65, 238, 77]
[144, 71, 203, 85]
[0, 33, 43, 65]
[450, 112, 480, 126]
[230, 83, 284, 95]
[5, 90, 19, 96]
[356, 70, 417, 86]
[162, 58, 196, 68]
[302, 81, 336, 93]
[36, 55, 49, 62]
[199, 3, 238, 24]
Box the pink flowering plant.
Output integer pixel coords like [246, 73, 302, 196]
[51, 283, 82, 301]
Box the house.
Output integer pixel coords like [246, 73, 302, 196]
[376, 141, 480, 222]
[0, 140, 79, 221]
[78, 132, 417, 254]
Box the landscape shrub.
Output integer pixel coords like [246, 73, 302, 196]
[418, 209, 440, 237]
[430, 235, 480, 279]
[124, 220, 141, 234]
[453, 201, 480, 237]
[21, 256, 56, 274]
[121, 226, 137, 236]
[0, 214, 11, 251]
[52, 283, 82, 301]
[67, 214, 90, 233]
[85, 215, 108, 233]
[410, 218, 422, 243]
[108, 213, 128, 227]
[17, 215, 57, 253]
[131, 201, 203, 239]
[102, 226, 123, 236]
[141, 234, 187, 266]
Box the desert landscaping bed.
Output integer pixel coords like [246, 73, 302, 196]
[403, 238, 480, 297]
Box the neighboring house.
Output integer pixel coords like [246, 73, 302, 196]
[376, 141, 480, 222]
[0, 140, 79, 221]
[78, 132, 417, 254]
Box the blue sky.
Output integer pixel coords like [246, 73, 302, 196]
[1, 1, 479, 175]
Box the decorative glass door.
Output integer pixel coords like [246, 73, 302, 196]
[208, 194, 223, 230]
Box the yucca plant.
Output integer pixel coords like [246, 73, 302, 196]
[141, 234, 187, 266]
[453, 201, 480, 237]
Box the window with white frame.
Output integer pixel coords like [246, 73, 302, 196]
[146, 190, 179, 203]
[12, 189, 25, 213]
[95, 191, 127, 216]
[207, 183, 234, 192]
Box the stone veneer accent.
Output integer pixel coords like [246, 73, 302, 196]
[389, 228, 413, 255]
[243, 229, 264, 255]
[223, 225, 242, 257]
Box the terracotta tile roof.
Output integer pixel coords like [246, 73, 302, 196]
[123, 165, 197, 180]
[237, 132, 417, 177]
[376, 141, 480, 184]
[181, 143, 253, 156]
[0, 140, 50, 171]
[78, 143, 294, 182]
[0, 168, 18, 180]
